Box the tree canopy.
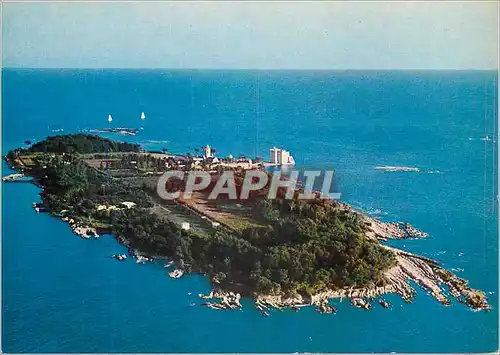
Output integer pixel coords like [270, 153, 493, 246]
[28, 134, 141, 154]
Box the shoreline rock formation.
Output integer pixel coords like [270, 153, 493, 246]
[252, 244, 490, 313]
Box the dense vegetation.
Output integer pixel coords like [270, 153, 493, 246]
[7, 134, 396, 297]
[7, 135, 151, 217]
[28, 134, 141, 154]
[110, 197, 395, 297]
[28, 152, 154, 214]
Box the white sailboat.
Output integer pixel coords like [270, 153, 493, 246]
[108, 114, 113, 123]
[141, 112, 146, 120]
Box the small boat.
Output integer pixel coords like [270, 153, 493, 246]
[169, 269, 184, 279]
[112, 254, 127, 261]
[480, 135, 490, 141]
[32, 202, 47, 213]
[136, 255, 151, 264]
[164, 261, 175, 268]
[141, 112, 146, 120]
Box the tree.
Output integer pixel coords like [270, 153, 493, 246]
[350, 260, 371, 286]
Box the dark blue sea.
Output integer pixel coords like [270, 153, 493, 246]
[1, 69, 498, 353]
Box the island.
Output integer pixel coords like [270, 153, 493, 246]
[89, 128, 139, 136]
[3, 134, 490, 314]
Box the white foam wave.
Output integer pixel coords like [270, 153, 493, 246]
[141, 140, 170, 144]
[375, 166, 420, 172]
[367, 208, 388, 217]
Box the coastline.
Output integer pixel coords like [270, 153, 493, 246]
[197, 240, 490, 314]
[2, 143, 491, 316]
[43, 198, 488, 315]
[189, 209, 491, 313]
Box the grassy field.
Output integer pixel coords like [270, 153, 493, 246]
[182, 192, 267, 232]
[18, 155, 37, 167]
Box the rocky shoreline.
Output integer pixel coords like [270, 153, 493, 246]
[192, 215, 490, 315]
[199, 289, 243, 311]
[53, 201, 491, 315]
[252, 246, 490, 314]
[364, 217, 429, 241]
[61, 217, 100, 239]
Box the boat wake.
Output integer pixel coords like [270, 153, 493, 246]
[375, 166, 443, 174]
[469, 136, 495, 142]
[349, 201, 387, 218]
[141, 140, 170, 145]
[375, 166, 420, 173]
[367, 208, 388, 217]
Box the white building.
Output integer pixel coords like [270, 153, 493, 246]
[121, 201, 137, 209]
[181, 222, 190, 230]
[203, 145, 213, 158]
[269, 147, 295, 165]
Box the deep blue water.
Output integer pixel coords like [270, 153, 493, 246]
[1, 69, 498, 353]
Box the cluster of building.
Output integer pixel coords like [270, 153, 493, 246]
[203, 144, 295, 168]
[269, 147, 295, 166]
[96, 201, 137, 211]
[162, 144, 295, 171]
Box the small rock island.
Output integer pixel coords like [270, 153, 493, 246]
[4, 134, 491, 313]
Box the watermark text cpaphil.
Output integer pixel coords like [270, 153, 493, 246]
[156, 170, 341, 201]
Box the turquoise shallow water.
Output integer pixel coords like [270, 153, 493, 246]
[1, 69, 498, 353]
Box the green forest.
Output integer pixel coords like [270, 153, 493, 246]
[28, 134, 141, 154]
[110, 197, 395, 297]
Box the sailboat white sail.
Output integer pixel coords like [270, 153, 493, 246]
[108, 114, 113, 123]
[141, 112, 146, 120]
